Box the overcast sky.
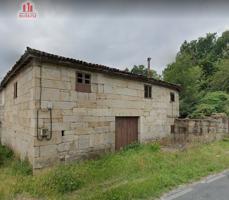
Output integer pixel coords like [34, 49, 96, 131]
[0, 0, 228, 79]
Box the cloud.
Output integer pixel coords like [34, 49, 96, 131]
[0, 0, 228, 80]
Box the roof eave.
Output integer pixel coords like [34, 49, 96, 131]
[0, 47, 182, 92]
[0, 51, 34, 90]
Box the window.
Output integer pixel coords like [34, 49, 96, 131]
[144, 85, 152, 98]
[75, 72, 91, 93]
[85, 74, 91, 84]
[170, 92, 175, 102]
[76, 73, 91, 85]
[171, 125, 175, 134]
[77, 73, 83, 83]
[14, 82, 18, 99]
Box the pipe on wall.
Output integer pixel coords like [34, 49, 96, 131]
[36, 57, 53, 141]
[46, 108, 52, 141]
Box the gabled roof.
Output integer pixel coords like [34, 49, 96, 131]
[0, 47, 181, 91]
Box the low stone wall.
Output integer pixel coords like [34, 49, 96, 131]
[173, 114, 229, 143]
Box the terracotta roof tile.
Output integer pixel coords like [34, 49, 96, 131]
[0, 47, 181, 91]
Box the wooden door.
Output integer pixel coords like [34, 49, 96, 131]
[115, 117, 138, 150]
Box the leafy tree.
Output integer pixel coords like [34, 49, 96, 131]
[163, 54, 202, 117]
[124, 68, 130, 72]
[163, 30, 229, 117]
[128, 65, 161, 79]
[191, 91, 229, 118]
[210, 59, 229, 93]
[214, 31, 229, 59]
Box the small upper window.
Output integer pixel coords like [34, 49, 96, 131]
[144, 85, 152, 98]
[84, 74, 91, 84]
[77, 73, 83, 83]
[76, 72, 91, 93]
[170, 92, 175, 102]
[14, 82, 18, 99]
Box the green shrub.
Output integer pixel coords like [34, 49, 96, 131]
[191, 91, 229, 118]
[123, 142, 142, 151]
[150, 143, 160, 152]
[43, 167, 83, 194]
[223, 138, 229, 142]
[0, 145, 13, 166]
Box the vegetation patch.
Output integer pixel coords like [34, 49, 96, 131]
[150, 143, 161, 152]
[0, 144, 13, 166]
[42, 166, 83, 194]
[123, 142, 142, 151]
[162, 31, 229, 117]
[10, 159, 32, 176]
[191, 91, 229, 118]
[1, 141, 229, 200]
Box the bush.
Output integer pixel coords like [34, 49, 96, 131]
[43, 167, 83, 194]
[223, 138, 229, 142]
[150, 143, 160, 152]
[191, 91, 229, 118]
[123, 142, 142, 151]
[0, 145, 13, 166]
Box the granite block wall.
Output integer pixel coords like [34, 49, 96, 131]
[0, 63, 37, 163]
[0, 60, 179, 170]
[173, 114, 229, 143]
[33, 62, 179, 169]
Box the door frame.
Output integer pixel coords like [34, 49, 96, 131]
[115, 116, 139, 150]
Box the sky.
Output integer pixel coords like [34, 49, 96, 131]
[0, 0, 229, 80]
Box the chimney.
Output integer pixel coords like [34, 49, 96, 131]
[147, 57, 151, 78]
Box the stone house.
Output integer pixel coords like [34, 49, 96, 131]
[0, 47, 180, 170]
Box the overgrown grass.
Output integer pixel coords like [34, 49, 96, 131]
[0, 144, 32, 199]
[1, 140, 229, 200]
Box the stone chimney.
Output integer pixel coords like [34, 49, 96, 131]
[147, 57, 151, 78]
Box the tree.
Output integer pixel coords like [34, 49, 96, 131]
[124, 68, 130, 72]
[191, 91, 229, 118]
[163, 53, 202, 117]
[214, 31, 229, 59]
[163, 30, 229, 117]
[129, 65, 161, 79]
[210, 59, 229, 93]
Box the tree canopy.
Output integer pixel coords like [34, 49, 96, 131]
[191, 92, 229, 118]
[163, 30, 229, 117]
[126, 65, 161, 79]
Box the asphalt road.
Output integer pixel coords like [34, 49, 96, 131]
[161, 171, 229, 200]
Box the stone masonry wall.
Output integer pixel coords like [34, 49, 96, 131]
[0, 106, 3, 140]
[0, 63, 37, 163]
[33, 62, 179, 169]
[173, 114, 229, 143]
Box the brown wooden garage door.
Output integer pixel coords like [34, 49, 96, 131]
[115, 117, 138, 150]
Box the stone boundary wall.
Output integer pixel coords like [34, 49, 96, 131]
[173, 114, 229, 143]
